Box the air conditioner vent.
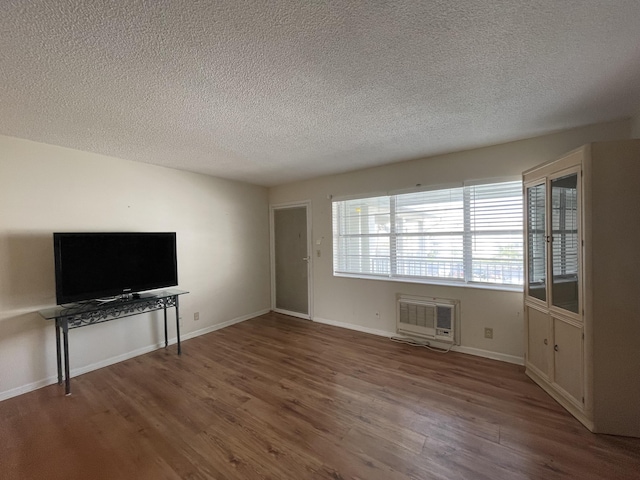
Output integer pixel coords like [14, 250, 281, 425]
[396, 295, 459, 344]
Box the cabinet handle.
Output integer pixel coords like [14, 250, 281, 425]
[543, 339, 548, 345]
[554, 344, 559, 352]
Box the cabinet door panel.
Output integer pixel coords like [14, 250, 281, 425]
[550, 172, 580, 314]
[526, 183, 547, 301]
[526, 306, 550, 379]
[553, 318, 583, 405]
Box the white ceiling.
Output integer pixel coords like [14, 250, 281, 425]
[1, 1, 639, 187]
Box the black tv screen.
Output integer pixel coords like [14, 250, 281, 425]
[54, 232, 178, 304]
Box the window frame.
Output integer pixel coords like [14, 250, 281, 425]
[332, 180, 524, 292]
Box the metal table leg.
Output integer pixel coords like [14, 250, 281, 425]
[163, 305, 168, 348]
[55, 319, 62, 385]
[175, 296, 181, 355]
[62, 319, 71, 395]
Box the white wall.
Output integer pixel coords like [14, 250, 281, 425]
[269, 119, 632, 363]
[0, 135, 271, 400]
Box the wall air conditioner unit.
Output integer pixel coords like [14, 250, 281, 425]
[396, 294, 460, 344]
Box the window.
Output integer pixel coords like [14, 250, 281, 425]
[332, 181, 523, 287]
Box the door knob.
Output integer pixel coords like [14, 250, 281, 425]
[543, 339, 548, 345]
[554, 344, 559, 352]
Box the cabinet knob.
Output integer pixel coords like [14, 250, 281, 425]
[543, 338, 548, 345]
[554, 344, 559, 352]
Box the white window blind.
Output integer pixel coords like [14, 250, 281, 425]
[526, 183, 547, 286]
[551, 177, 579, 277]
[332, 195, 391, 276]
[332, 181, 524, 287]
[395, 187, 464, 280]
[468, 182, 523, 285]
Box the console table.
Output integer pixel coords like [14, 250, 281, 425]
[39, 289, 188, 395]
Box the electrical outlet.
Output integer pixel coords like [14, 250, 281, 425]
[484, 327, 493, 339]
[194, 312, 200, 321]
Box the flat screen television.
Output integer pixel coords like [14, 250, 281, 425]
[53, 232, 178, 305]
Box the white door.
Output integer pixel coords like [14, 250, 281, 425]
[271, 203, 311, 319]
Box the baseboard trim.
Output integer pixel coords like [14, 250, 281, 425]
[313, 317, 396, 338]
[0, 342, 163, 402]
[0, 308, 269, 402]
[181, 309, 270, 341]
[0, 377, 59, 402]
[313, 316, 524, 366]
[450, 345, 524, 366]
[272, 308, 310, 320]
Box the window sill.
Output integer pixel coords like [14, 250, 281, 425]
[333, 273, 524, 293]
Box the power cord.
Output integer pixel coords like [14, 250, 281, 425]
[390, 336, 453, 353]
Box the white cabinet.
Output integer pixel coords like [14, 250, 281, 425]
[551, 316, 583, 407]
[525, 305, 550, 381]
[523, 140, 640, 437]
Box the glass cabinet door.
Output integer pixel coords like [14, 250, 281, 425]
[526, 183, 547, 301]
[550, 172, 579, 313]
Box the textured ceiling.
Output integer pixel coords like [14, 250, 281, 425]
[1, 1, 640, 186]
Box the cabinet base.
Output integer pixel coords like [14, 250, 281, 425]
[525, 367, 594, 433]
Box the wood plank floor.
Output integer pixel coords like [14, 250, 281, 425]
[1, 312, 639, 479]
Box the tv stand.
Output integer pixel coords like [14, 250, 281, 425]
[39, 289, 188, 395]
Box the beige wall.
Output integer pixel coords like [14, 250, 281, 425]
[0, 135, 271, 399]
[631, 110, 640, 138]
[269, 119, 632, 362]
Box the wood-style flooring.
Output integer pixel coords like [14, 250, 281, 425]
[1, 312, 639, 479]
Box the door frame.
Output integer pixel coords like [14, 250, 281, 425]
[269, 200, 313, 320]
